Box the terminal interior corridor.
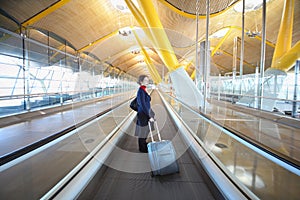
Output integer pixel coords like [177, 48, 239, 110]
[0, 0, 299, 199]
[0, 90, 299, 199]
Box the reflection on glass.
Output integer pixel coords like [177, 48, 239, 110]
[162, 93, 300, 199]
[0, 29, 137, 117]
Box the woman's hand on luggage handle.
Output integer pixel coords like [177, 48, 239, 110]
[149, 118, 155, 122]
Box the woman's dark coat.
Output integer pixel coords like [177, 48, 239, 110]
[134, 87, 154, 138]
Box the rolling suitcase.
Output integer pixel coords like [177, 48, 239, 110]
[147, 121, 179, 176]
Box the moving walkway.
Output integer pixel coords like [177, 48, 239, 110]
[0, 90, 299, 199]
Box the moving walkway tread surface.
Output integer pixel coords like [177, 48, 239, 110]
[0, 93, 132, 165]
[78, 91, 221, 200]
[0, 94, 132, 199]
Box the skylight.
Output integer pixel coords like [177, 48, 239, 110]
[209, 28, 230, 39]
[234, 0, 270, 12]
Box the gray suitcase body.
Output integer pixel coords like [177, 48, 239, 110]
[147, 121, 179, 176]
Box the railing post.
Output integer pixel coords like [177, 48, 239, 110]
[232, 36, 238, 103]
[22, 29, 31, 111]
[254, 66, 259, 108]
[239, 0, 245, 95]
[92, 66, 96, 98]
[78, 55, 82, 101]
[60, 59, 63, 105]
[218, 74, 221, 101]
[292, 60, 299, 118]
[195, 0, 200, 88]
[203, 0, 210, 112]
[258, 0, 267, 109]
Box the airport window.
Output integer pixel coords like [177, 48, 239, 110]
[0, 28, 136, 117]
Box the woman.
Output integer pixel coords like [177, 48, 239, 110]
[134, 75, 155, 153]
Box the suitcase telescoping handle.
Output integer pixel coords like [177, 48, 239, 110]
[148, 120, 161, 142]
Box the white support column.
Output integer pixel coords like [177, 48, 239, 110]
[232, 36, 238, 102]
[199, 41, 206, 91]
[195, 0, 200, 87]
[239, 0, 245, 96]
[204, 0, 210, 111]
[258, 0, 267, 109]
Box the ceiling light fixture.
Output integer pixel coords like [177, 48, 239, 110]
[131, 50, 140, 54]
[233, 0, 270, 12]
[118, 27, 132, 36]
[110, 0, 139, 13]
[246, 30, 261, 38]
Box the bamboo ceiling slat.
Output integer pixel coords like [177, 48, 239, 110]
[162, 0, 239, 15]
[33, 0, 137, 49]
[292, 0, 300, 45]
[0, 0, 298, 77]
[0, 0, 57, 23]
[0, 14, 19, 31]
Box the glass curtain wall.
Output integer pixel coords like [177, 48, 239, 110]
[0, 27, 136, 117]
[207, 0, 299, 118]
